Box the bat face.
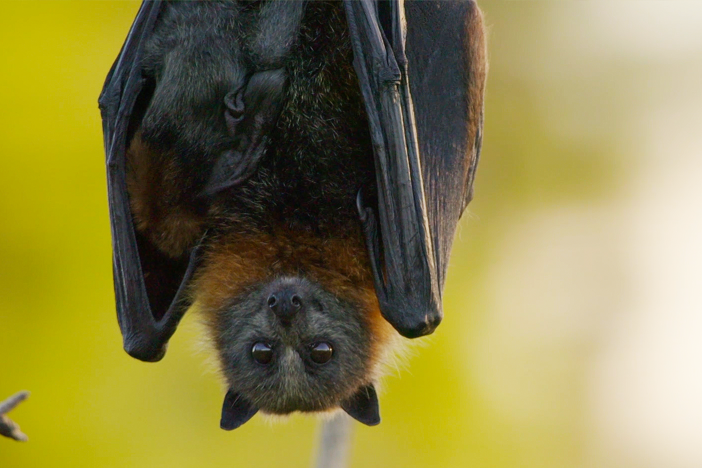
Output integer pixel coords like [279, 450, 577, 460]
[210, 276, 373, 414]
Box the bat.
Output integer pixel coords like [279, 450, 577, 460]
[99, 0, 486, 430]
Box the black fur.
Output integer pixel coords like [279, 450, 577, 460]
[135, 0, 374, 237]
[213, 0, 376, 235]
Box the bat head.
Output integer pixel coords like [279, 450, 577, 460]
[208, 276, 382, 429]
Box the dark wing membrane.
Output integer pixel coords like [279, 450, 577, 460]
[346, 0, 440, 338]
[405, 0, 487, 288]
[98, 0, 201, 362]
[346, 0, 486, 337]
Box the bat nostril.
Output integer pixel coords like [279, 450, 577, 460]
[267, 294, 278, 309]
[267, 287, 304, 325]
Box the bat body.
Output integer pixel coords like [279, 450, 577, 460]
[99, 0, 486, 429]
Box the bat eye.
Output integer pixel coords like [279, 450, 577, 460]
[290, 294, 302, 308]
[252, 342, 273, 365]
[310, 342, 333, 364]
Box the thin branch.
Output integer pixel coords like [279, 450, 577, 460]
[0, 391, 30, 442]
[313, 413, 353, 468]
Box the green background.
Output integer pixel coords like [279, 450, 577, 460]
[2, 2, 701, 467]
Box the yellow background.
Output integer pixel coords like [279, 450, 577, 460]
[2, 2, 701, 467]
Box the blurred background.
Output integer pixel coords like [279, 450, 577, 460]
[1, 1, 701, 467]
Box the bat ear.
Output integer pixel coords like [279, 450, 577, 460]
[204, 68, 287, 197]
[340, 384, 380, 426]
[220, 389, 259, 431]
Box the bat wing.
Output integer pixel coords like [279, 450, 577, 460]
[346, 0, 486, 338]
[98, 0, 201, 362]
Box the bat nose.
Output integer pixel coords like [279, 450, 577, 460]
[267, 289, 303, 325]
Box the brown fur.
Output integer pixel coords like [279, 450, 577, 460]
[126, 132, 206, 258]
[193, 224, 395, 372]
[467, 5, 487, 144]
[464, 3, 488, 203]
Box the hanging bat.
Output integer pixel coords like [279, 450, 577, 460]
[99, 0, 486, 430]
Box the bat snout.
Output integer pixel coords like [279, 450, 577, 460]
[265, 277, 316, 326]
[267, 288, 304, 325]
